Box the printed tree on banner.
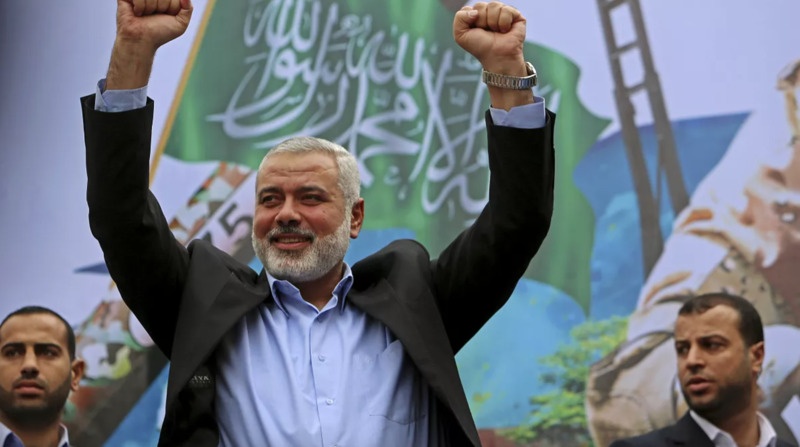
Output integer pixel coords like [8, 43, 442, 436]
[157, 0, 610, 314]
[502, 316, 629, 446]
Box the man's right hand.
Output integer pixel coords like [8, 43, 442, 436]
[106, 0, 193, 90]
[117, 0, 193, 50]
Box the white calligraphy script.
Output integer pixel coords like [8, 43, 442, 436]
[207, 0, 498, 221]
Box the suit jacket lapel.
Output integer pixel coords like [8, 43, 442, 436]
[347, 279, 479, 446]
[166, 268, 270, 407]
[663, 413, 716, 447]
[667, 412, 800, 447]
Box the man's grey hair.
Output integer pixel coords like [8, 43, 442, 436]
[258, 136, 361, 208]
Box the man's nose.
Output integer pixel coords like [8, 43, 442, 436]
[685, 345, 704, 370]
[20, 351, 39, 377]
[275, 199, 301, 226]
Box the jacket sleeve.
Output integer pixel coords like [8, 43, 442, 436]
[82, 94, 188, 358]
[430, 110, 555, 352]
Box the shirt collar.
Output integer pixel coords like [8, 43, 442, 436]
[0, 421, 70, 447]
[266, 263, 354, 316]
[690, 410, 777, 447]
[755, 412, 778, 447]
[0, 424, 12, 447]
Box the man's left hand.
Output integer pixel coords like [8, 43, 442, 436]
[453, 1, 527, 76]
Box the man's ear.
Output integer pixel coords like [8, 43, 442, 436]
[350, 198, 365, 239]
[70, 358, 86, 392]
[749, 341, 765, 379]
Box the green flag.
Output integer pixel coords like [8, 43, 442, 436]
[160, 0, 609, 313]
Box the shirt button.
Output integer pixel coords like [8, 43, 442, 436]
[318, 354, 326, 362]
[325, 398, 334, 405]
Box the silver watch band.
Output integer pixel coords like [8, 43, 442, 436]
[481, 61, 537, 90]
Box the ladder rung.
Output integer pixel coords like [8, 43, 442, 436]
[627, 82, 646, 95]
[602, 0, 627, 10]
[613, 41, 639, 55]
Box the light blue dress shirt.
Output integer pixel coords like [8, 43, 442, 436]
[94, 80, 546, 445]
[690, 410, 778, 447]
[215, 264, 431, 446]
[0, 422, 70, 447]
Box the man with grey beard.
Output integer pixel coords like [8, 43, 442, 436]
[82, 0, 554, 446]
[0, 306, 85, 447]
[250, 137, 358, 291]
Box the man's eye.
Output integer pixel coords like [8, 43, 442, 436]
[32, 346, 60, 358]
[2, 349, 22, 358]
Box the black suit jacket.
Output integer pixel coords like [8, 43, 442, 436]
[82, 95, 555, 446]
[610, 413, 797, 447]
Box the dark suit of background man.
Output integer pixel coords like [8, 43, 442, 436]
[610, 293, 797, 447]
[81, 0, 554, 445]
[0, 306, 86, 447]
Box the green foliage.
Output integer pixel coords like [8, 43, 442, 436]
[502, 315, 629, 446]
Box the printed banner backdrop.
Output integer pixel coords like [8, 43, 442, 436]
[1, 1, 799, 445]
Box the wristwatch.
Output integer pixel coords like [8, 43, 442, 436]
[481, 61, 537, 89]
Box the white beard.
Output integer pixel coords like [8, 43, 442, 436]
[252, 214, 351, 283]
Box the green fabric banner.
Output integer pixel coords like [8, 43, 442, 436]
[161, 0, 609, 313]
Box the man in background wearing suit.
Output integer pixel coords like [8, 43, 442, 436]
[0, 306, 85, 447]
[611, 293, 796, 447]
[82, 0, 554, 445]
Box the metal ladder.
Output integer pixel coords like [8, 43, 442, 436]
[596, 0, 690, 276]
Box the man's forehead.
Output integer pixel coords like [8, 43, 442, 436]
[0, 314, 68, 347]
[257, 156, 341, 194]
[674, 306, 740, 338]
